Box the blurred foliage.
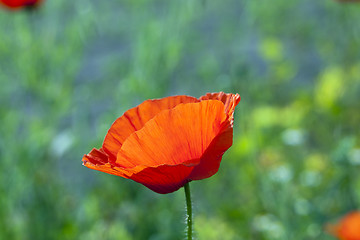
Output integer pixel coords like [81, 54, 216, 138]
[0, 0, 360, 239]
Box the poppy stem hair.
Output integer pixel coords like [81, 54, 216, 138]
[184, 182, 193, 240]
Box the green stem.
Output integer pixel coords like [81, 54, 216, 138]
[184, 182, 192, 240]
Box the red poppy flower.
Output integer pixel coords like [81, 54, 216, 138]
[327, 211, 360, 240]
[83, 92, 240, 194]
[0, 0, 42, 9]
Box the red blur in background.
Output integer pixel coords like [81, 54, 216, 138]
[0, 0, 43, 9]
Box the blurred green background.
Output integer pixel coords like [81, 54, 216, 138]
[0, 0, 360, 239]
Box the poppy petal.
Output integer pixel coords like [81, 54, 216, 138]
[82, 148, 127, 177]
[115, 100, 227, 170]
[128, 164, 194, 194]
[102, 95, 198, 162]
[189, 126, 233, 180]
[190, 92, 240, 180]
[200, 92, 241, 124]
[82, 148, 109, 165]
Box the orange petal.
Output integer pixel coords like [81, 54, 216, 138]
[200, 92, 241, 125]
[116, 100, 228, 170]
[82, 148, 127, 178]
[189, 126, 233, 180]
[189, 92, 240, 180]
[102, 95, 198, 162]
[129, 164, 194, 194]
[82, 148, 109, 165]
